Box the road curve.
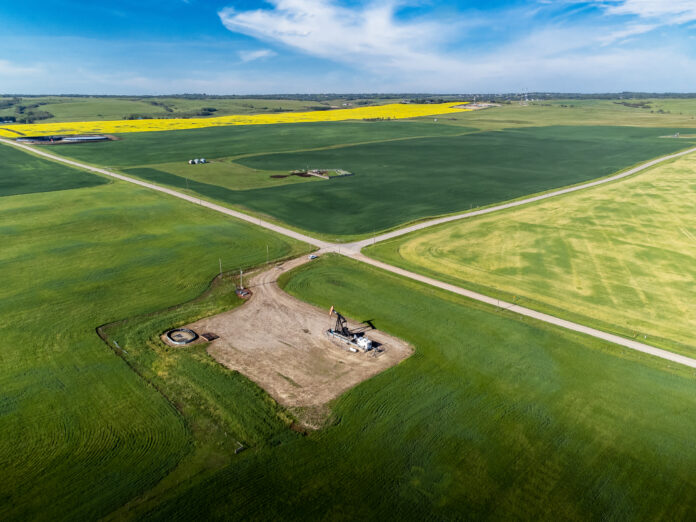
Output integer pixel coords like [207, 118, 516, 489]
[4, 136, 696, 369]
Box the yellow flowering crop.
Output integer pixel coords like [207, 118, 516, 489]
[0, 102, 469, 138]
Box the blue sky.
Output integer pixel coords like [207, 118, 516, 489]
[1, 0, 695, 94]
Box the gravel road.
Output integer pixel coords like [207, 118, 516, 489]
[4, 137, 695, 369]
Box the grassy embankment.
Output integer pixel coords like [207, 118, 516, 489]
[51, 120, 696, 239]
[0, 148, 310, 520]
[365, 151, 696, 356]
[127, 255, 696, 520]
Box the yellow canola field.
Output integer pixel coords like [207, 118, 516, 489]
[0, 102, 469, 138]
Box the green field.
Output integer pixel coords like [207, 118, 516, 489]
[0, 142, 107, 196]
[5, 136, 696, 519]
[232, 125, 696, 235]
[0, 177, 309, 520]
[437, 98, 696, 131]
[366, 152, 696, 355]
[51, 121, 696, 238]
[7, 99, 696, 519]
[128, 160, 317, 191]
[0, 96, 394, 123]
[6, 96, 696, 127]
[51, 120, 466, 166]
[128, 255, 696, 520]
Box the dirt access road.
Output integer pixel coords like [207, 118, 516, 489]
[187, 256, 412, 427]
[4, 137, 696, 370]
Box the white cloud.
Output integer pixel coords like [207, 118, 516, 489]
[213, 0, 696, 93]
[0, 59, 42, 77]
[238, 49, 277, 63]
[218, 0, 463, 74]
[604, 0, 696, 22]
[598, 0, 696, 43]
[598, 22, 657, 45]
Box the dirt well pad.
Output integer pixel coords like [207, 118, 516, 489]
[186, 257, 412, 422]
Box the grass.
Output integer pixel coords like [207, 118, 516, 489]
[365, 151, 696, 356]
[97, 269, 302, 519]
[132, 255, 696, 520]
[0, 142, 107, 196]
[0, 177, 309, 520]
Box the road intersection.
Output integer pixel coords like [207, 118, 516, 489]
[4, 137, 695, 369]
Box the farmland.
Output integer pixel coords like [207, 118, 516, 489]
[0, 95, 397, 123]
[0, 173, 309, 520]
[125, 255, 696, 520]
[0, 141, 107, 196]
[7, 197, 696, 519]
[52, 122, 696, 237]
[232, 126, 696, 235]
[0, 102, 467, 137]
[4, 97, 696, 521]
[365, 151, 696, 355]
[50, 120, 466, 166]
[441, 98, 696, 131]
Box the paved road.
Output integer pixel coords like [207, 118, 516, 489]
[4, 137, 696, 369]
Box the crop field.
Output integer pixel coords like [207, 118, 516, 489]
[131, 160, 316, 191]
[0, 141, 107, 196]
[0, 102, 468, 137]
[230, 125, 696, 235]
[53, 123, 696, 237]
[47, 119, 696, 238]
[0, 170, 309, 520]
[51, 120, 466, 166]
[440, 98, 696, 131]
[0, 96, 397, 123]
[128, 255, 696, 520]
[5, 97, 696, 521]
[33, 98, 176, 122]
[365, 151, 696, 355]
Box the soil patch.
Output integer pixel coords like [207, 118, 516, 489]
[186, 256, 413, 428]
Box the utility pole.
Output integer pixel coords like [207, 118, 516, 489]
[266, 244, 269, 265]
[219, 258, 222, 277]
[239, 268, 243, 289]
